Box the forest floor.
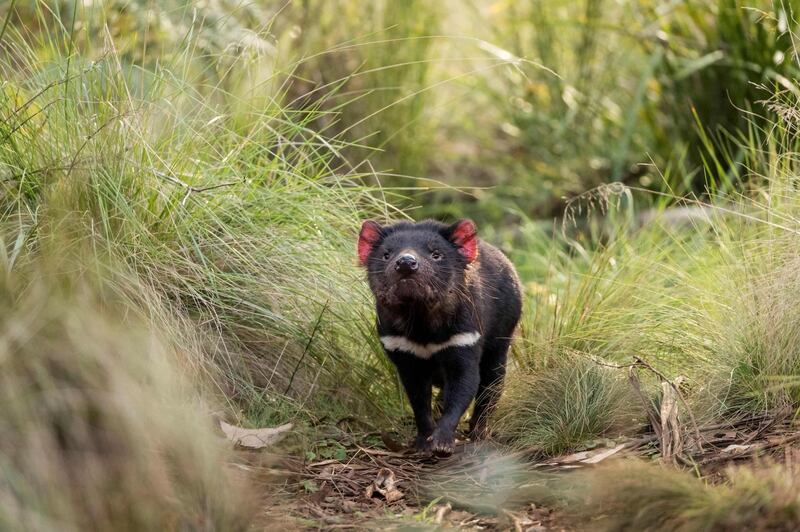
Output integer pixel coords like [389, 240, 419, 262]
[275, 437, 568, 530]
[244, 409, 800, 531]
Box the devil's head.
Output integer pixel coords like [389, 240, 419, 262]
[358, 219, 478, 311]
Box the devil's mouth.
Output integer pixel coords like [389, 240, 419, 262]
[396, 277, 418, 288]
[394, 277, 425, 298]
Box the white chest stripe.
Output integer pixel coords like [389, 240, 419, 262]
[380, 332, 481, 359]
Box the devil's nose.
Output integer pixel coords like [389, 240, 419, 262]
[395, 254, 418, 274]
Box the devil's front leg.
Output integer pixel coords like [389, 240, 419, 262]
[387, 351, 436, 451]
[429, 346, 481, 456]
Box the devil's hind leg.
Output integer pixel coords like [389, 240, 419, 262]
[469, 337, 511, 439]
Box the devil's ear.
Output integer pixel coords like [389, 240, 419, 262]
[358, 220, 384, 266]
[445, 219, 478, 263]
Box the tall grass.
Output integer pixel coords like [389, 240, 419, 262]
[1, 1, 407, 426]
[0, 258, 254, 530]
[0, 1, 421, 527]
[494, 103, 800, 452]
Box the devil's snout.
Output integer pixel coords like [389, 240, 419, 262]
[395, 253, 418, 275]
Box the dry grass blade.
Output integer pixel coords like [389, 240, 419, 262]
[659, 381, 683, 464]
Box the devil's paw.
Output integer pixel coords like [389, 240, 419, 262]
[428, 429, 455, 457]
[412, 433, 433, 453]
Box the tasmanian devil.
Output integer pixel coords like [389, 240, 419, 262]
[358, 219, 522, 455]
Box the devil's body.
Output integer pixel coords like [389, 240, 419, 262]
[358, 219, 522, 455]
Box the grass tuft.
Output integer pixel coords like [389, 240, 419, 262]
[495, 356, 643, 455]
[574, 458, 800, 531]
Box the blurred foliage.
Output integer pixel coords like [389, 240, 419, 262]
[430, 0, 800, 222]
[6, 0, 797, 225]
[278, 0, 442, 179]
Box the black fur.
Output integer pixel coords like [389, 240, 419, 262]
[358, 219, 522, 455]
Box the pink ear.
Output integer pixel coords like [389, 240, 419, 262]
[358, 220, 383, 266]
[449, 219, 478, 263]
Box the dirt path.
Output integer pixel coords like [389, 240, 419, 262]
[251, 410, 800, 530]
[278, 439, 568, 530]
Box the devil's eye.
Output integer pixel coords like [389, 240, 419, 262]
[431, 251, 443, 261]
[382, 251, 391, 260]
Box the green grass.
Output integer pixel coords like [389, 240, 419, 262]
[495, 356, 643, 455]
[277, 0, 799, 224]
[486, 104, 800, 451]
[5, 0, 800, 528]
[0, 0, 407, 426]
